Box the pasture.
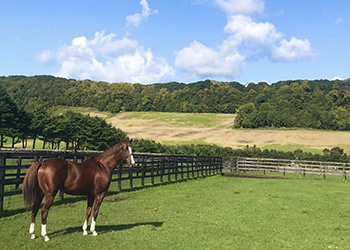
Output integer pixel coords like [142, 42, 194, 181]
[1, 175, 350, 249]
[49, 107, 350, 153]
[106, 111, 350, 154]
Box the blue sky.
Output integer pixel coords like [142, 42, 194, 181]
[1, 0, 349, 84]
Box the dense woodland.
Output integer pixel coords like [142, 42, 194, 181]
[1, 75, 350, 130]
[1, 75, 350, 161]
[0, 83, 128, 150]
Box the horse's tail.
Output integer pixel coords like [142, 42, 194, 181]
[22, 161, 42, 206]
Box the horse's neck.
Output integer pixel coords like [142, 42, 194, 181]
[95, 148, 121, 173]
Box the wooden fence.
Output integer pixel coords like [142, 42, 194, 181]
[0, 148, 222, 212]
[224, 157, 350, 180]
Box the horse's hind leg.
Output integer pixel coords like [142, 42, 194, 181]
[29, 192, 44, 239]
[82, 195, 94, 235]
[41, 191, 57, 242]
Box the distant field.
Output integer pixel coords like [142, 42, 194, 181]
[105, 111, 350, 154]
[7, 106, 350, 154]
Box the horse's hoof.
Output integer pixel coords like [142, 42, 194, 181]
[30, 234, 36, 240]
[43, 235, 50, 242]
[92, 231, 98, 236]
[83, 230, 88, 236]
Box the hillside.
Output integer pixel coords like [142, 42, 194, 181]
[48, 107, 350, 154]
[107, 112, 350, 154]
[2, 75, 350, 131]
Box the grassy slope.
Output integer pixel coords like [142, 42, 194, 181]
[106, 111, 350, 154]
[1, 175, 350, 249]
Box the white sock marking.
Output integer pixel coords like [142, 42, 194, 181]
[29, 223, 35, 234]
[41, 224, 47, 237]
[90, 218, 96, 232]
[41, 224, 50, 241]
[90, 218, 98, 236]
[82, 219, 88, 235]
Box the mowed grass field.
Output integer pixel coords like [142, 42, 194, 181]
[1, 174, 350, 250]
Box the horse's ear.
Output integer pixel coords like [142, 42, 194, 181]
[130, 138, 133, 144]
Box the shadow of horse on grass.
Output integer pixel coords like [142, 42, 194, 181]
[49, 222, 163, 237]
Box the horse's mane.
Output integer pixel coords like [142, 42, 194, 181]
[93, 141, 129, 161]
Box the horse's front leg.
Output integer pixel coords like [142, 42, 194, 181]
[82, 195, 94, 235]
[90, 193, 105, 236]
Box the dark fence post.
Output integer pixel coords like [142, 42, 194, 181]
[180, 156, 184, 180]
[200, 158, 204, 177]
[129, 165, 133, 188]
[196, 157, 200, 178]
[174, 156, 178, 181]
[118, 163, 122, 191]
[16, 156, 22, 189]
[141, 156, 145, 187]
[160, 156, 164, 184]
[205, 157, 208, 176]
[0, 155, 6, 212]
[151, 156, 155, 185]
[167, 156, 171, 182]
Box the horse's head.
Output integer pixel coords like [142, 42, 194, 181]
[119, 139, 135, 167]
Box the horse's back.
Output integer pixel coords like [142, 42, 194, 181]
[37, 158, 107, 196]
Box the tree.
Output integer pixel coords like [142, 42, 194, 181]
[234, 103, 256, 128]
[27, 106, 50, 149]
[0, 85, 23, 147]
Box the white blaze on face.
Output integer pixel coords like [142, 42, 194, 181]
[128, 146, 135, 165]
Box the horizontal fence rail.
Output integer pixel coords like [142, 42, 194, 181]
[0, 148, 222, 212]
[224, 157, 350, 180]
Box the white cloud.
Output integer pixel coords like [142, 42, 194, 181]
[40, 31, 174, 84]
[336, 16, 344, 25]
[175, 40, 245, 77]
[126, 0, 158, 28]
[224, 15, 282, 44]
[37, 49, 54, 64]
[176, 0, 312, 78]
[213, 0, 264, 15]
[271, 37, 311, 61]
[332, 76, 343, 80]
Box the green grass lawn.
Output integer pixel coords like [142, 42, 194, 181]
[121, 111, 235, 128]
[1, 175, 350, 249]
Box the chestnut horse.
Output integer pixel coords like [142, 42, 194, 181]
[22, 140, 135, 242]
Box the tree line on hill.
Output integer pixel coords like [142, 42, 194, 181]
[132, 139, 350, 163]
[2, 75, 350, 162]
[2, 75, 350, 130]
[1, 81, 350, 162]
[0, 83, 128, 150]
